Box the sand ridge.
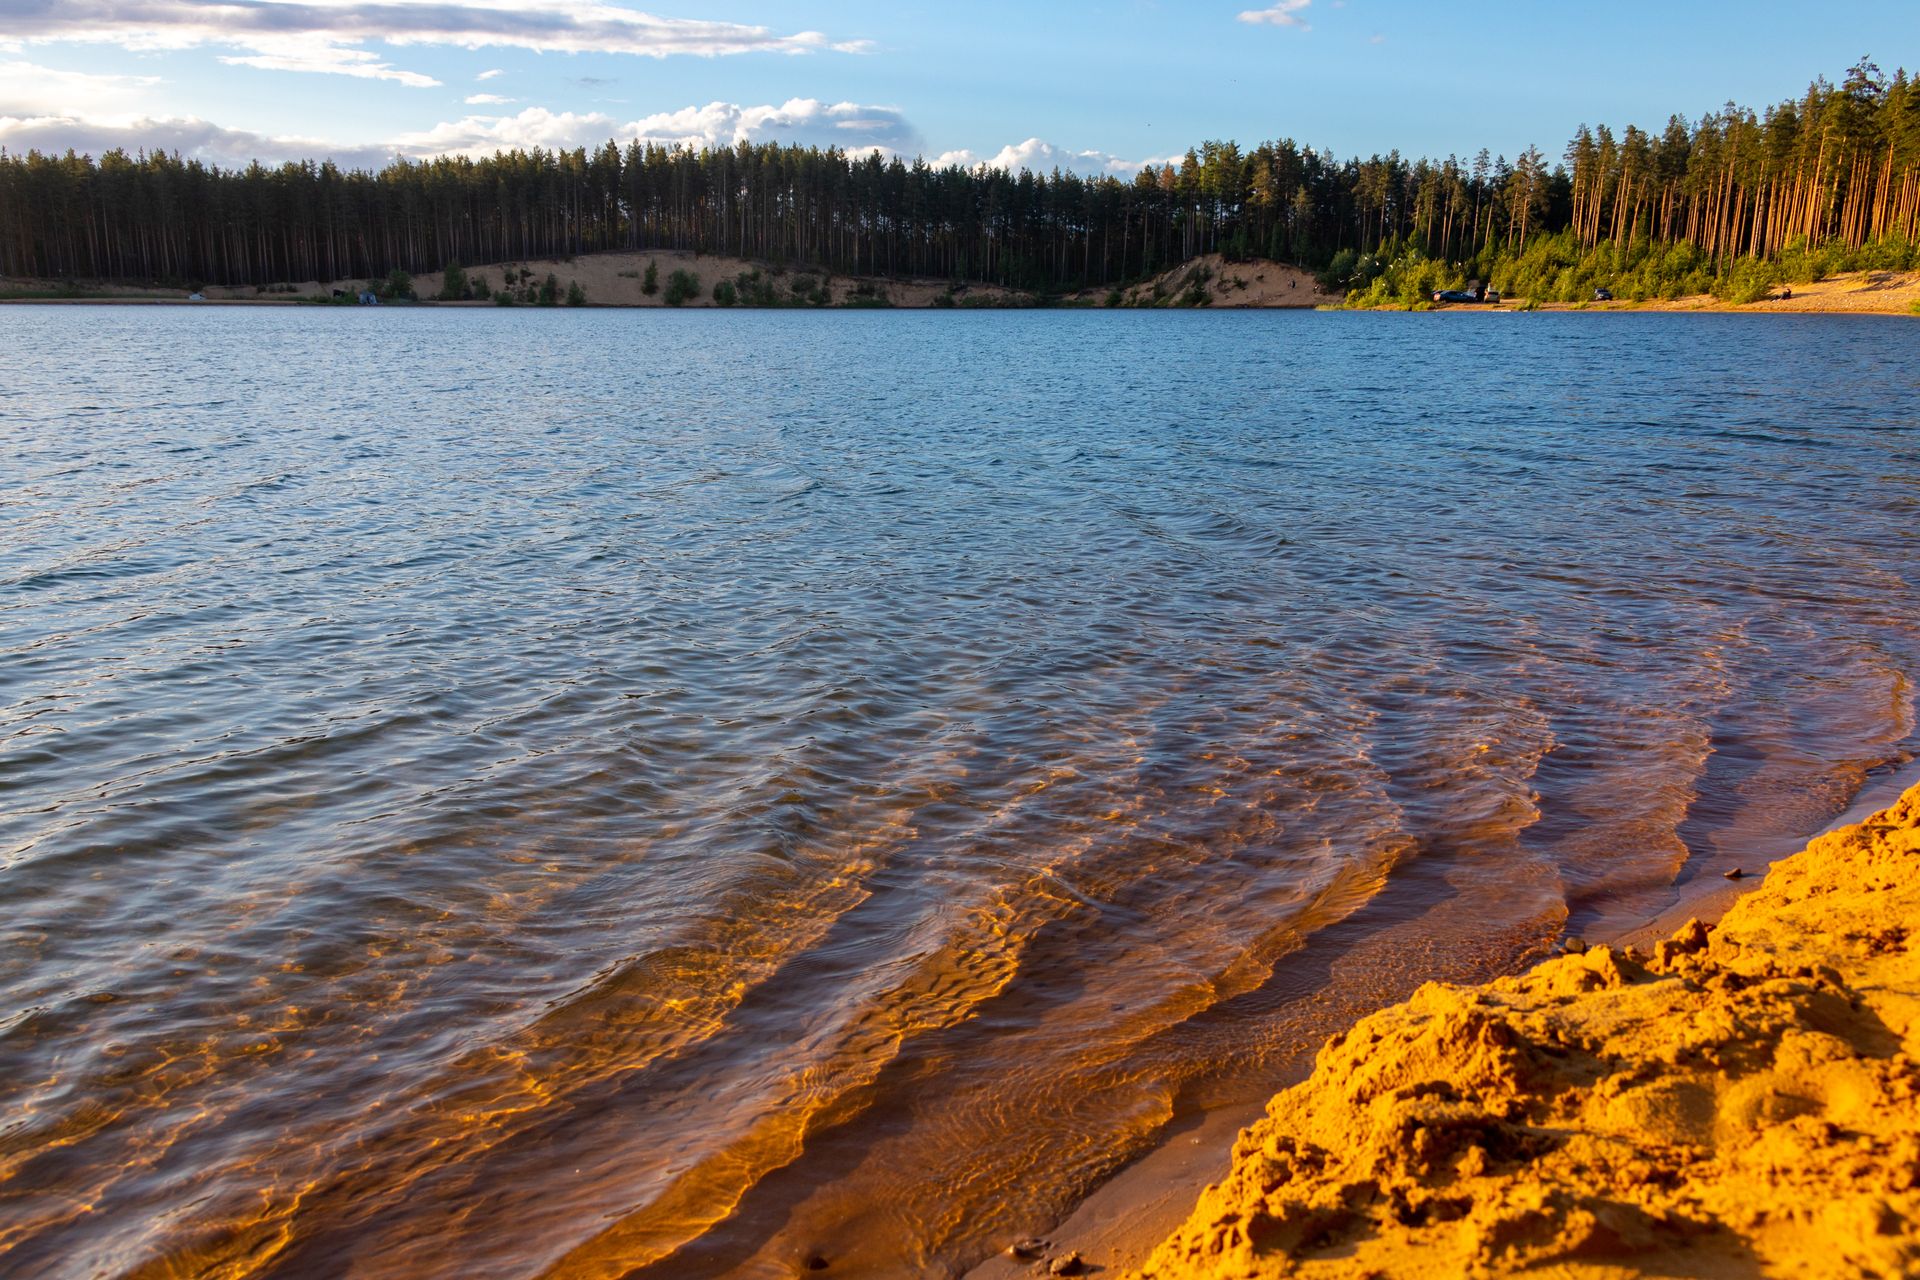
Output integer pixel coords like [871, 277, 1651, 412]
[1129, 782, 1920, 1279]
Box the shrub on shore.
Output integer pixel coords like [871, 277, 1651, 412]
[663, 269, 701, 306]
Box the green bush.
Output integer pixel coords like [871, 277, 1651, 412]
[386, 267, 414, 300]
[566, 280, 586, 306]
[712, 280, 737, 306]
[437, 262, 468, 301]
[641, 261, 659, 295]
[663, 268, 701, 306]
[537, 272, 560, 306]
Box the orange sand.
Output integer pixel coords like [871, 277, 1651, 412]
[1532, 269, 1920, 315]
[1129, 782, 1920, 1280]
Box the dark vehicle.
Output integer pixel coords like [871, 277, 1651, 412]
[1593, 287, 1614, 301]
[1431, 289, 1478, 304]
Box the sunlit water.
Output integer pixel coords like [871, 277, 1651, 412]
[2, 306, 1916, 1279]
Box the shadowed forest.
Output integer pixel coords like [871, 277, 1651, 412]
[2, 59, 1916, 303]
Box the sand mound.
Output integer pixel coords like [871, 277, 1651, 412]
[1104, 255, 1335, 309]
[1132, 783, 1920, 1280]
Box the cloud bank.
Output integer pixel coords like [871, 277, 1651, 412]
[8, 1, 871, 86]
[934, 138, 1165, 178]
[0, 63, 1151, 182]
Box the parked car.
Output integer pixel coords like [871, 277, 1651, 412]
[1593, 287, 1614, 301]
[1431, 289, 1478, 304]
[1485, 290, 1502, 304]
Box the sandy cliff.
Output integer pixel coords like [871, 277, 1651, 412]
[1130, 782, 1920, 1280]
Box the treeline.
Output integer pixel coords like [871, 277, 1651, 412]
[0, 59, 1914, 293]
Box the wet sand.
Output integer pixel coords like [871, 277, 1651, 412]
[969, 758, 1920, 1280]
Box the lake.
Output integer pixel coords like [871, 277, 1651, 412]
[2, 306, 1917, 1278]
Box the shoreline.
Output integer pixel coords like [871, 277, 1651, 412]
[968, 752, 1920, 1280]
[1126, 768, 1920, 1278]
[6, 259, 1917, 315]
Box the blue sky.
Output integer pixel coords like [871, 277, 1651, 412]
[1, 1, 1913, 173]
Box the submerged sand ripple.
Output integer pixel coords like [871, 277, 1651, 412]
[1133, 782, 1920, 1279]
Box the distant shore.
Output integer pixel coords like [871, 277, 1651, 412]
[7, 255, 1916, 315]
[0, 251, 1335, 311]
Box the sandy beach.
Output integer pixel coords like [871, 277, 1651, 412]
[1413, 268, 1920, 316]
[1094, 776, 1920, 1279]
[968, 763, 1920, 1279]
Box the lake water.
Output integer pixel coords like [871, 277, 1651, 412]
[2, 306, 1917, 1279]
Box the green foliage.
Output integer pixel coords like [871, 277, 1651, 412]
[1104, 289, 1124, 307]
[537, 272, 560, 306]
[932, 290, 957, 308]
[1340, 248, 1462, 308]
[641, 261, 659, 295]
[566, 279, 586, 306]
[1319, 248, 1359, 292]
[711, 280, 737, 306]
[733, 270, 778, 306]
[663, 268, 700, 306]
[437, 261, 468, 301]
[493, 291, 514, 306]
[386, 267, 414, 300]
[469, 273, 490, 299]
[1183, 265, 1214, 303]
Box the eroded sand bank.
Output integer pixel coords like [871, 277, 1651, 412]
[1124, 781, 1920, 1279]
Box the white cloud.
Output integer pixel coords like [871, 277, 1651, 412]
[619, 98, 919, 154]
[476, 67, 504, 80]
[389, 106, 617, 153]
[216, 36, 440, 86]
[11, 2, 870, 87]
[0, 60, 164, 123]
[1238, 1, 1311, 28]
[0, 113, 400, 170]
[464, 92, 515, 104]
[310, 97, 920, 161]
[934, 138, 1163, 178]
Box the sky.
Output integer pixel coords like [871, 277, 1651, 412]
[1, 1, 1915, 175]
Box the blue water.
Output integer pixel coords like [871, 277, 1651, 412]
[1, 306, 1917, 1279]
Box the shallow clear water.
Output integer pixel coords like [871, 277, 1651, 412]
[2, 306, 1916, 1279]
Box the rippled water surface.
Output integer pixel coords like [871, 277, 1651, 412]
[2, 306, 1917, 1279]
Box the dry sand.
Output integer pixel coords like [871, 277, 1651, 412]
[402, 250, 1032, 308]
[2, 250, 1334, 309]
[1497, 269, 1920, 316]
[1105, 254, 1337, 309]
[1111, 780, 1920, 1280]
